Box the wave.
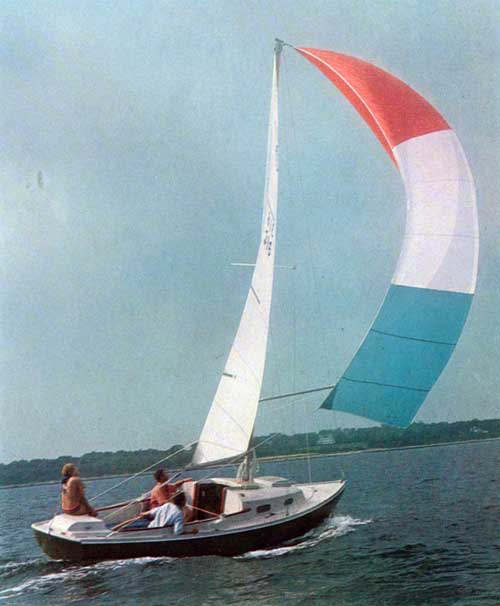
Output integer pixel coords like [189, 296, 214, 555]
[236, 514, 372, 560]
[0, 558, 41, 573]
[0, 556, 173, 601]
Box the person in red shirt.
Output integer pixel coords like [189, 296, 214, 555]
[149, 469, 192, 509]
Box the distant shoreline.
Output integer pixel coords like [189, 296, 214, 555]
[2, 436, 498, 491]
[257, 436, 500, 463]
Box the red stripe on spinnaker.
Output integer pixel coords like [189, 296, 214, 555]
[297, 48, 449, 165]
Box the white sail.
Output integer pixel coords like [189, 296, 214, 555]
[192, 46, 281, 466]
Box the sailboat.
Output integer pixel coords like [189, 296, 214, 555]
[32, 40, 478, 561]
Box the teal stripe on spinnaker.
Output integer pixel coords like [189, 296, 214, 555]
[321, 285, 473, 427]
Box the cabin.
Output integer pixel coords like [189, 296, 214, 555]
[181, 476, 305, 523]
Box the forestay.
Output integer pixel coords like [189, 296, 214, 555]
[192, 46, 282, 465]
[296, 48, 479, 427]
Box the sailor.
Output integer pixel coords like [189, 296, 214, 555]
[141, 491, 198, 535]
[60, 463, 97, 516]
[149, 468, 191, 509]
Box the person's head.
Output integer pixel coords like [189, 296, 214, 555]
[61, 463, 78, 484]
[154, 468, 168, 483]
[61, 463, 78, 478]
[172, 491, 186, 508]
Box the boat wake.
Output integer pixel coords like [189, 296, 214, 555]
[0, 556, 172, 601]
[237, 514, 372, 560]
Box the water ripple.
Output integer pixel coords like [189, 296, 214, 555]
[236, 514, 372, 560]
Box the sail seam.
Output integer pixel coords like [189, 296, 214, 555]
[297, 48, 395, 159]
[231, 348, 263, 386]
[370, 328, 456, 346]
[403, 233, 477, 239]
[404, 178, 474, 185]
[250, 292, 273, 323]
[212, 399, 250, 439]
[342, 376, 430, 393]
[196, 440, 244, 455]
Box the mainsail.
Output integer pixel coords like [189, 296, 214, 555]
[192, 43, 282, 466]
[296, 48, 479, 427]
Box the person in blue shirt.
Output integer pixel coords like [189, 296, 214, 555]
[140, 492, 197, 535]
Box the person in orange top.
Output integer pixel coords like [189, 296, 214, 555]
[149, 469, 191, 509]
[60, 463, 97, 517]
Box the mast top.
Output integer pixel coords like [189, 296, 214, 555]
[274, 38, 286, 54]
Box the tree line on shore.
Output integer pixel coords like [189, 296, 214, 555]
[1, 418, 498, 487]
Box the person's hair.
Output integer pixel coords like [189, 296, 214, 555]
[154, 468, 166, 482]
[172, 491, 186, 508]
[61, 463, 76, 485]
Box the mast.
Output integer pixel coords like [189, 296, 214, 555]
[191, 42, 282, 466]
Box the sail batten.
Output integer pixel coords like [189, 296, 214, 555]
[192, 47, 281, 466]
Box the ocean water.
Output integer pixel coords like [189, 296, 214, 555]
[0, 440, 498, 606]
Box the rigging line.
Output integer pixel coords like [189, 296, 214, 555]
[266, 292, 285, 445]
[100, 471, 182, 524]
[100, 405, 314, 523]
[259, 384, 337, 403]
[328, 391, 346, 479]
[105, 402, 314, 516]
[259, 393, 328, 419]
[194, 401, 318, 482]
[332, 407, 344, 479]
[101, 430, 273, 521]
[304, 400, 313, 483]
[189, 432, 281, 485]
[90, 442, 196, 504]
[278, 58, 299, 471]
[290, 213, 298, 480]
[231, 262, 296, 269]
[282, 49, 333, 383]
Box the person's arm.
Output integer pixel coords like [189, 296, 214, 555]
[172, 514, 184, 535]
[183, 505, 195, 523]
[75, 479, 97, 516]
[178, 508, 198, 534]
[173, 511, 198, 535]
[140, 506, 158, 519]
[81, 495, 97, 517]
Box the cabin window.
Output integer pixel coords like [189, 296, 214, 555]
[284, 497, 293, 506]
[256, 504, 271, 514]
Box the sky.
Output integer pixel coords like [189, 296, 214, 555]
[1, 1, 499, 464]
